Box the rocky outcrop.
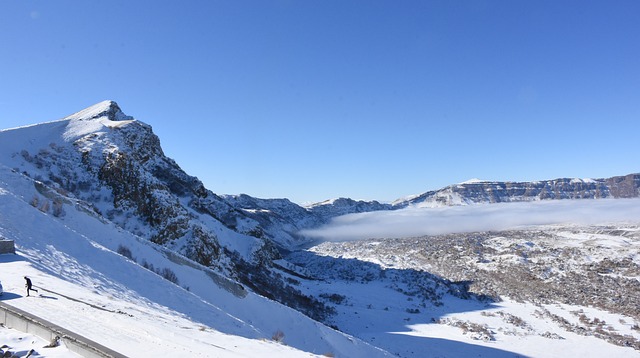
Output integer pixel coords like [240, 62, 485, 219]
[394, 174, 640, 207]
[306, 197, 393, 221]
[222, 194, 321, 248]
[8, 102, 254, 269]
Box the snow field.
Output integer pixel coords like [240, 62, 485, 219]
[0, 163, 389, 357]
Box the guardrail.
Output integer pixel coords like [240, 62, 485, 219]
[0, 301, 126, 358]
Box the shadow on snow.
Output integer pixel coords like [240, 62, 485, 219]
[285, 250, 528, 358]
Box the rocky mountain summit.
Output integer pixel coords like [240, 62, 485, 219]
[0, 101, 332, 319]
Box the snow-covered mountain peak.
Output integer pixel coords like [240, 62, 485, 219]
[61, 101, 137, 142]
[64, 100, 133, 122]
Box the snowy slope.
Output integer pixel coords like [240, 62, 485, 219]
[0, 162, 389, 356]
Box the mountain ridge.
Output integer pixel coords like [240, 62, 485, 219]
[3, 101, 638, 245]
[391, 173, 640, 208]
[0, 101, 336, 323]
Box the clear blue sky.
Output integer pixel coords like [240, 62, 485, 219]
[1, 1, 639, 204]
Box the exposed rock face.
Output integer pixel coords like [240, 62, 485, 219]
[4, 101, 265, 269]
[306, 197, 393, 221]
[0, 101, 333, 321]
[222, 194, 322, 248]
[218, 196, 396, 248]
[394, 175, 640, 207]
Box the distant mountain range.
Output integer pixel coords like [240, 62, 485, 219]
[390, 174, 640, 208]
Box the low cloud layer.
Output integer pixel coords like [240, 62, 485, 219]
[302, 199, 640, 241]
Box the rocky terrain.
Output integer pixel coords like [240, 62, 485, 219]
[393, 175, 640, 207]
[301, 224, 640, 352]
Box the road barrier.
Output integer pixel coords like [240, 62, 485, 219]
[0, 301, 126, 358]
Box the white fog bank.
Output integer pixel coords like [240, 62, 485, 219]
[302, 199, 640, 241]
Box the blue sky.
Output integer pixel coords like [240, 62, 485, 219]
[1, 1, 639, 204]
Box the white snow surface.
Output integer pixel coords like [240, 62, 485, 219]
[302, 231, 640, 358]
[0, 325, 76, 357]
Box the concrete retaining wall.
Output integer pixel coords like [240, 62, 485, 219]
[0, 301, 126, 358]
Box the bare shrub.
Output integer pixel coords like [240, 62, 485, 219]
[117, 245, 134, 260]
[161, 267, 179, 284]
[320, 293, 346, 304]
[272, 330, 285, 343]
[52, 199, 65, 217]
[39, 200, 50, 213]
[142, 260, 155, 272]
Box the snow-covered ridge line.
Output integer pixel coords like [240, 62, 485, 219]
[0, 118, 69, 133]
[63, 100, 133, 122]
[393, 173, 640, 208]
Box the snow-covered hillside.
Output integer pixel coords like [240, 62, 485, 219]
[0, 163, 388, 357]
[2, 101, 639, 357]
[0, 102, 390, 357]
[0, 100, 341, 321]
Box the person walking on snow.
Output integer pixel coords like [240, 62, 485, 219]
[24, 276, 38, 296]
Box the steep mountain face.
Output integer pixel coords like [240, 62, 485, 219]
[0, 165, 390, 358]
[222, 194, 323, 249]
[394, 175, 640, 208]
[0, 101, 331, 319]
[2, 101, 236, 266]
[306, 197, 393, 221]
[220, 196, 395, 249]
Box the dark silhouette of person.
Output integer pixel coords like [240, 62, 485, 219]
[24, 276, 38, 297]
